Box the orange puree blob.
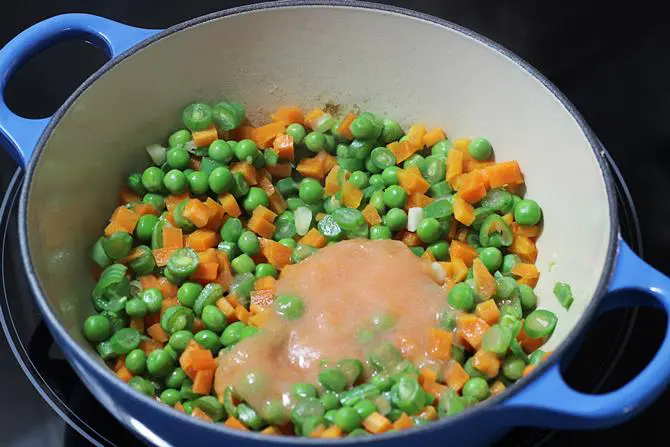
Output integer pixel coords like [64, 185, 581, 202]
[214, 239, 447, 411]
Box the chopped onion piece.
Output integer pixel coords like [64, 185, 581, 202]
[314, 113, 335, 133]
[295, 207, 313, 236]
[407, 207, 424, 232]
[431, 262, 446, 283]
[145, 144, 167, 166]
[183, 140, 197, 153]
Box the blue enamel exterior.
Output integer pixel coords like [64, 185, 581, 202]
[0, 14, 158, 164]
[2, 5, 670, 446]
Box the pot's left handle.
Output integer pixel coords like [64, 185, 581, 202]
[0, 13, 159, 166]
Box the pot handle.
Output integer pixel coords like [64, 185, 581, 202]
[0, 14, 159, 166]
[501, 238, 670, 428]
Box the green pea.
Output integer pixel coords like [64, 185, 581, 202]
[142, 288, 164, 314]
[468, 137, 493, 161]
[255, 263, 278, 279]
[421, 155, 447, 185]
[201, 305, 227, 333]
[134, 214, 158, 242]
[428, 241, 450, 261]
[384, 208, 407, 231]
[334, 406, 362, 432]
[163, 169, 187, 194]
[462, 377, 490, 401]
[141, 166, 165, 193]
[495, 276, 518, 300]
[320, 391, 340, 411]
[381, 118, 404, 144]
[502, 254, 521, 275]
[208, 167, 234, 194]
[237, 231, 260, 256]
[168, 330, 194, 353]
[82, 315, 111, 342]
[529, 350, 547, 366]
[305, 131, 326, 152]
[221, 218, 243, 243]
[125, 348, 146, 374]
[231, 253, 256, 274]
[416, 217, 441, 243]
[448, 283, 474, 311]
[293, 383, 318, 399]
[348, 171, 369, 189]
[146, 349, 174, 377]
[168, 129, 192, 147]
[176, 282, 202, 308]
[519, 284, 538, 312]
[514, 199, 542, 226]
[239, 325, 258, 340]
[221, 321, 246, 346]
[102, 232, 133, 260]
[431, 139, 453, 157]
[143, 193, 165, 212]
[279, 238, 297, 249]
[381, 166, 400, 186]
[163, 368, 186, 390]
[125, 298, 148, 318]
[208, 140, 234, 163]
[160, 389, 182, 407]
[274, 294, 305, 320]
[127, 172, 147, 196]
[351, 114, 382, 140]
[187, 171, 209, 195]
[370, 225, 392, 240]
[286, 123, 306, 144]
[262, 399, 289, 425]
[299, 178, 324, 205]
[166, 147, 190, 170]
[324, 409, 338, 425]
[194, 329, 222, 353]
[242, 187, 269, 214]
[503, 356, 526, 380]
[353, 399, 377, 419]
[479, 247, 503, 272]
[182, 103, 213, 131]
[319, 368, 349, 392]
[383, 185, 407, 209]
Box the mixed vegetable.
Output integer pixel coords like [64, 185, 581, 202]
[84, 100, 562, 438]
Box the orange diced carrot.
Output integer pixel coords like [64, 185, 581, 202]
[296, 156, 326, 180]
[457, 314, 490, 350]
[272, 133, 295, 161]
[219, 193, 242, 218]
[119, 187, 141, 205]
[443, 360, 470, 392]
[116, 366, 133, 383]
[271, 106, 304, 124]
[427, 327, 453, 361]
[152, 248, 176, 267]
[320, 425, 343, 438]
[216, 298, 236, 320]
[392, 413, 413, 430]
[472, 350, 500, 378]
[423, 128, 446, 147]
[265, 163, 292, 178]
[235, 305, 250, 323]
[387, 140, 418, 163]
[192, 369, 214, 394]
[247, 215, 276, 239]
[475, 300, 500, 325]
[341, 181, 364, 208]
[224, 416, 248, 431]
[446, 149, 463, 182]
[183, 199, 211, 228]
[162, 227, 183, 249]
[254, 276, 277, 292]
[337, 112, 357, 140]
[299, 228, 327, 248]
[485, 161, 524, 188]
[191, 407, 213, 422]
[251, 121, 287, 148]
[406, 124, 426, 149]
[260, 238, 293, 269]
[449, 240, 478, 267]
[231, 162, 257, 185]
[362, 412, 392, 434]
[192, 124, 219, 148]
[362, 203, 382, 226]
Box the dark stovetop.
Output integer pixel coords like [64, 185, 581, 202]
[1, 1, 669, 446]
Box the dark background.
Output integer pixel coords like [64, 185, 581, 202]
[0, 1, 669, 446]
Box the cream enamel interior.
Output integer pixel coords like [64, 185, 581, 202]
[26, 5, 611, 356]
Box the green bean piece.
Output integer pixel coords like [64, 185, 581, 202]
[222, 386, 238, 417]
[553, 282, 574, 310]
[150, 218, 167, 249]
[438, 389, 466, 418]
[109, 327, 140, 355]
[91, 237, 112, 268]
[261, 399, 289, 425]
[423, 199, 454, 221]
[320, 391, 341, 411]
[339, 383, 380, 407]
[524, 309, 558, 338]
[128, 245, 155, 276]
[291, 397, 325, 425]
[479, 215, 513, 248]
[129, 376, 156, 397]
[213, 101, 245, 131]
[182, 103, 213, 131]
[529, 350, 547, 366]
[193, 396, 227, 421]
[193, 283, 224, 316]
[319, 368, 349, 392]
[392, 376, 426, 415]
[290, 244, 318, 264]
[368, 343, 403, 373]
[102, 232, 133, 260]
[481, 189, 513, 214]
[160, 305, 195, 334]
[173, 200, 196, 232]
[167, 248, 200, 279]
[421, 155, 447, 184]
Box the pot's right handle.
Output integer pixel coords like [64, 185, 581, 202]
[501, 238, 670, 428]
[0, 14, 159, 166]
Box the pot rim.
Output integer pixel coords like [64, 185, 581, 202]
[18, 0, 620, 443]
